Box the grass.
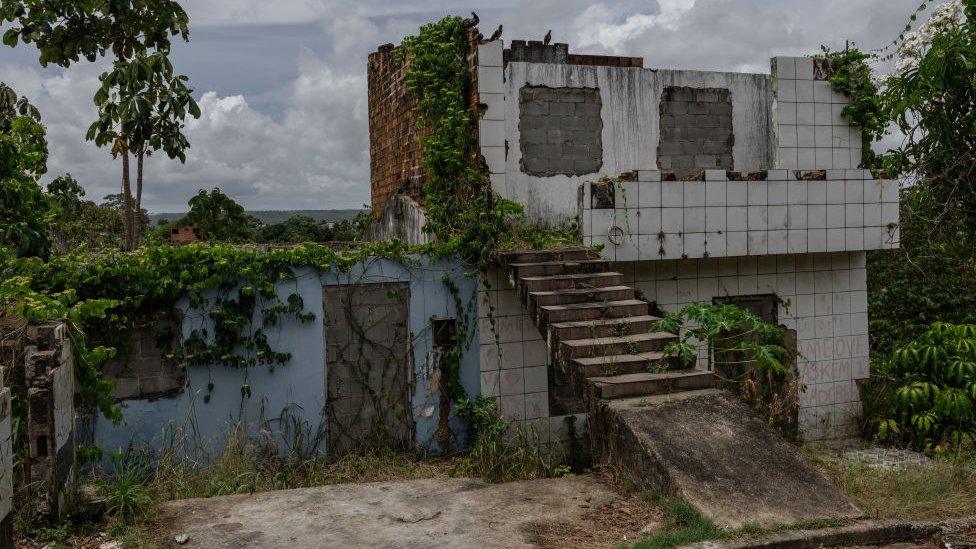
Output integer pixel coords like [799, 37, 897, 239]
[814, 451, 976, 521]
[630, 497, 727, 549]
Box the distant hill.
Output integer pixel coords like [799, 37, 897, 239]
[149, 209, 365, 226]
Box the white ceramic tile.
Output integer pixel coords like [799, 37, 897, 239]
[727, 181, 748, 206]
[748, 205, 768, 230]
[705, 181, 727, 206]
[684, 181, 706, 207]
[662, 181, 684, 207]
[727, 206, 748, 231]
[769, 205, 788, 230]
[788, 229, 807, 253]
[788, 205, 807, 229]
[684, 207, 706, 233]
[768, 230, 789, 254]
[662, 208, 684, 232]
[845, 203, 864, 227]
[808, 181, 827, 204]
[808, 204, 827, 228]
[797, 125, 815, 148]
[795, 57, 814, 80]
[778, 79, 797, 102]
[826, 228, 846, 252]
[797, 147, 816, 170]
[727, 232, 748, 256]
[639, 181, 662, 208]
[825, 181, 846, 204]
[705, 206, 726, 232]
[639, 208, 662, 235]
[748, 231, 768, 255]
[796, 79, 814, 102]
[774, 56, 797, 79]
[815, 147, 833, 168]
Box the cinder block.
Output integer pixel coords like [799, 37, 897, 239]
[727, 206, 748, 231]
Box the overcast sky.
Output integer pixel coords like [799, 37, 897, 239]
[0, 0, 925, 212]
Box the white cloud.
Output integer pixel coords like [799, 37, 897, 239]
[573, 0, 695, 53]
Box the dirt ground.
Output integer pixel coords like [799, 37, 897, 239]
[151, 474, 663, 549]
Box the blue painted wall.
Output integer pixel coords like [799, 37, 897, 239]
[93, 255, 481, 457]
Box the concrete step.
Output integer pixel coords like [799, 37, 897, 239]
[560, 332, 677, 360]
[510, 259, 611, 279]
[588, 369, 715, 400]
[588, 390, 863, 528]
[538, 299, 648, 327]
[569, 351, 677, 379]
[549, 315, 660, 343]
[519, 272, 623, 294]
[494, 247, 599, 266]
[529, 286, 634, 307]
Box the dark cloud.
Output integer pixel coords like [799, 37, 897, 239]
[0, 0, 931, 211]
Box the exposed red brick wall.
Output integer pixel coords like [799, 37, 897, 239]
[367, 45, 426, 219]
[367, 29, 484, 219]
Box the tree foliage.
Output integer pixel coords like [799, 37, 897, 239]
[1, 0, 199, 251]
[0, 0, 190, 67]
[0, 82, 50, 258]
[47, 174, 127, 252]
[178, 188, 257, 243]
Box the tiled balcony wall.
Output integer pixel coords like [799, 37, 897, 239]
[581, 169, 899, 262]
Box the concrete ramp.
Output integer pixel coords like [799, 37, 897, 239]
[591, 389, 862, 529]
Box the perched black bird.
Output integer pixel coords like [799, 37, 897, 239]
[488, 24, 503, 42]
[463, 12, 480, 27]
[543, 30, 552, 45]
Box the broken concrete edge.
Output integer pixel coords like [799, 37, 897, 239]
[680, 514, 976, 549]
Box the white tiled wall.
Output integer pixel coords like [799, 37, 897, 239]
[773, 56, 861, 170]
[478, 41, 506, 194]
[581, 170, 900, 262]
[616, 251, 869, 439]
[477, 267, 585, 449]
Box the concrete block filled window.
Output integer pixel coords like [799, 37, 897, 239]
[518, 85, 603, 176]
[658, 87, 734, 177]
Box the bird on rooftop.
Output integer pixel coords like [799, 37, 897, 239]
[463, 12, 479, 27]
[488, 24, 502, 42]
[543, 30, 552, 45]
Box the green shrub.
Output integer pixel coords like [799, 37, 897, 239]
[875, 322, 976, 454]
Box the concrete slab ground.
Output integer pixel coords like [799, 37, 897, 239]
[153, 475, 661, 548]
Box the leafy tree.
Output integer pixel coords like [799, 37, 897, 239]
[1, 0, 200, 251]
[257, 214, 335, 244]
[180, 188, 257, 242]
[0, 82, 50, 258]
[879, 0, 976, 234]
[47, 174, 127, 252]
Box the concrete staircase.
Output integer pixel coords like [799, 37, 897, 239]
[492, 247, 863, 529]
[495, 248, 714, 409]
[492, 247, 715, 410]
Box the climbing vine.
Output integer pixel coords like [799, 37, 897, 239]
[0, 241, 419, 415]
[816, 45, 886, 169]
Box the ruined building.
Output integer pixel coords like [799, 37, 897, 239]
[368, 35, 899, 445]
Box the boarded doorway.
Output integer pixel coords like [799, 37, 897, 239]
[324, 282, 413, 454]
